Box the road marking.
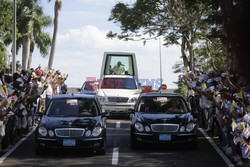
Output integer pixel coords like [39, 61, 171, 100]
[0, 128, 35, 165]
[116, 122, 120, 128]
[198, 128, 234, 167]
[112, 147, 119, 165]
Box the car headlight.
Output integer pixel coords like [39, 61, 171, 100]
[145, 126, 150, 132]
[179, 126, 185, 132]
[92, 127, 102, 137]
[98, 96, 106, 102]
[186, 123, 195, 132]
[38, 127, 47, 137]
[48, 130, 54, 137]
[135, 122, 144, 132]
[129, 97, 137, 103]
[85, 130, 91, 137]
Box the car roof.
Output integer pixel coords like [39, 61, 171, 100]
[140, 92, 183, 97]
[52, 94, 96, 100]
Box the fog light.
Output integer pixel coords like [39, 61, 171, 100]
[136, 137, 142, 141]
[86, 130, 91, 137]
[145, 126, 150, 132]
[48, 130, 54, 137]
[94, 143, 100, 147]
[179, 126, 185, 132]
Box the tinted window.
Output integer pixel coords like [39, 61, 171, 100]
[46, 99, 98, 117]
[138, 97, 188, 113]
[104, 54, 134, 76]
[83, 81, 98, 90]
[101, 78, 137, 89]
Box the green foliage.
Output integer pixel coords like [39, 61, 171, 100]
[0, 44, 7, 71]
[16, 0, 52, 56]
[0, 0, 12, 71]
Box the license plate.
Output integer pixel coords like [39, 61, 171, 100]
[159, 134, 171, 141]
[63, 139, 76, 146]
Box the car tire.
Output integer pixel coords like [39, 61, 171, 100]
[188, 140, 197, 150]
[96, 140, 106, 155]
[35, 144, 46, 155]
[130, 134, 139, 149]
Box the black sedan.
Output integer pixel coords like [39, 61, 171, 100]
[35, 94, 107, 155]
[130, 93, 197, 149]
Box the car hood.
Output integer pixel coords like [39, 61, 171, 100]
[40, 116, 101, 129]
[98, 89, 140, 97]
[135, 112, 193, 125]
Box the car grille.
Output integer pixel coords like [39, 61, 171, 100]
[108, 97, 129, 103]
[55, 128, 85, 137]
[151, 124, 179, 133]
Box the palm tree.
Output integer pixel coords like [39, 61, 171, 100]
[0, 0, 13, 71]
[48, 0, 62, 70]
[16, 0, 52, 70]
[28, 6, 52, 69]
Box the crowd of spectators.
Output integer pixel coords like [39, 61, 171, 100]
[182, 66, 250, 166]
[0, 66, 68, 153]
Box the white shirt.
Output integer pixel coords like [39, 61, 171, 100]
[46, 84, 53, 96]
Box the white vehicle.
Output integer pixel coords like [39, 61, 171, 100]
[100, 52, 139, 83]
[97, 52, 141, 114]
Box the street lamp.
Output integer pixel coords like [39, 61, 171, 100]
[12, 0, 16, 75]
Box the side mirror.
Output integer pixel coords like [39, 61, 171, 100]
[101, 109, 109, 117]
[77, 88, 81, 92]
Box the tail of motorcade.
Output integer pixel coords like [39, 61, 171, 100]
[97, 52, 141, 115]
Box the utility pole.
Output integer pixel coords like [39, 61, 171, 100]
[159, 37, 163, 87]
[12, 0, 16, 75]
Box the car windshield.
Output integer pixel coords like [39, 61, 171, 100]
[46, 99, 98, 117]
[104, 54, 134, 76]
[100, 78, 137, 89]
[83, 82, 98, 90]
[138, 96, 188, 113]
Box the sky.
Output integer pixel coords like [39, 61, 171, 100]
[15, 0, 182, 89]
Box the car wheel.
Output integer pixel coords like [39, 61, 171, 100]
[130, 134, 139, 149]
[188, 140, 197, 150]
[35, 144, 46, 155]
[96, 140, 106, 155]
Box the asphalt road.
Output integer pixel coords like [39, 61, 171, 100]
[0, 119, 233, 167]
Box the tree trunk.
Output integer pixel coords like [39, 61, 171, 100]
[28, 41, 35, 69]
[181, 35, 190, 71]
[28, 51, 33, 69]
[186, 38, 195, 72]
[22, 35, 31, 70]
[220, 0, 250, 84]
[48, 1, 60, 70]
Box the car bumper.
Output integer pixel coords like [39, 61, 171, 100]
[131, 132, 197, 144]
[36, 137, 104, 149]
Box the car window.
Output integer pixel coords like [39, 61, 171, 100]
[82, 82, 98, 90]
[104, 54, 134, 76]
[46, 99, 98, 117]
[138, 97, 188, 113]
